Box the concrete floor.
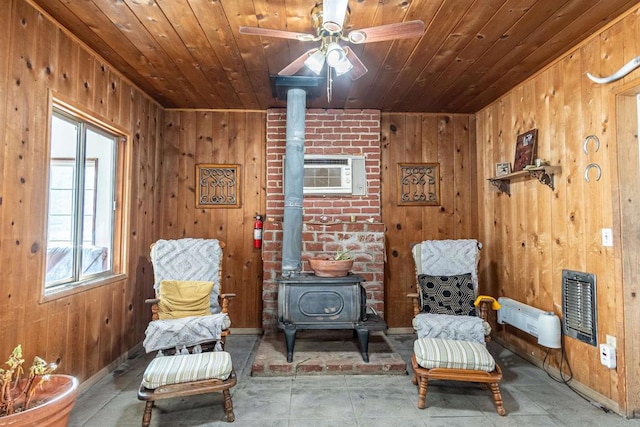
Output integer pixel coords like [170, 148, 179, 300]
[68, 334, 640, 426]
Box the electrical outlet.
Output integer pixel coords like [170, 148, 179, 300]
[600, 344, 617, 369]
[602, 228, 613, 247]
[606, 335, 617, 348]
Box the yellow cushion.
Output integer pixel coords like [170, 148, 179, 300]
[158, 280, 213, 320]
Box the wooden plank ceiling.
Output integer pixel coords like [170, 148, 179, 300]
[30, 0, 638, 113]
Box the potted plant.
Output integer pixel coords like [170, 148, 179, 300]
[308, 249, 354, 277]
[0, 345, 78, 427]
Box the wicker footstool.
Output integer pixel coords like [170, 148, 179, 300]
[138, 351, 236, 426]
[411, 337, 505, 415]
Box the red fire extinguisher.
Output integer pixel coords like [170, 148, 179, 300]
[253, 214, 263, 249]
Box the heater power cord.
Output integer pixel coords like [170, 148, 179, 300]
[542, 328, 611, 413]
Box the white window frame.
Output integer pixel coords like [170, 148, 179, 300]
[44, 99, 129, 298]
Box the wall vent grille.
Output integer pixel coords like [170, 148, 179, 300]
[562, 269, 597, 346]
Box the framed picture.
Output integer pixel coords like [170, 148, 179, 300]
[195, 164, 241, 208]
[512, 129, 538, 172]
[495, 162, 511, 177]
[397, 163, 440, 206]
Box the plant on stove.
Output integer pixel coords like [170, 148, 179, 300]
[333, 248, 353, 260]
[0, 345, 59, 417]
[308, 248, 355, 277]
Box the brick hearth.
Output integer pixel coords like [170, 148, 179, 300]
[251, 331, 407, 376]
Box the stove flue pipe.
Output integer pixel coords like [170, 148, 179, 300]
[281, 88, 306, 276]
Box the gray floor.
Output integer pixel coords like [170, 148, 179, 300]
[69, 334, 640, 426]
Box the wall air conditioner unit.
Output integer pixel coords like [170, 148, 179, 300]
[284, 154, 366, 195]
[497, 297, 561, 348]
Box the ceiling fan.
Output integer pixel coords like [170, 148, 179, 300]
[239, 0, 425, 100]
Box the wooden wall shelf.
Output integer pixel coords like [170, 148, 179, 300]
[488, 166, 561, 196]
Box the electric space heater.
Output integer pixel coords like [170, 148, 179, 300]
[497, 297, 561, 348]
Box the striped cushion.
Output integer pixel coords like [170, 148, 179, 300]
[142, 352, 233, 389]
[414, 337, 495, 371]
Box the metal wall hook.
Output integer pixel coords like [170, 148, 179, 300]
[584, 163, 602, 182]
[583, 135, 600, 154]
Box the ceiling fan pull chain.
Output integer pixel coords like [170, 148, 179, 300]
[327, 65, 333, 103]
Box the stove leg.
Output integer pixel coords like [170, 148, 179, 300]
[355, 327, 370, 362]
[284, 326, 296, 362]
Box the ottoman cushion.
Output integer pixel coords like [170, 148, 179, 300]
[142, 351, 233, 389]
[414, 337, 495, 371]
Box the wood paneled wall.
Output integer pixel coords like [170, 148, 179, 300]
[0, 0, 162, 383]
[159, 110, 266, 329]
[5, 0, 640, 415]
[381, 113, 477, 328]
[475, 6, 640, 414]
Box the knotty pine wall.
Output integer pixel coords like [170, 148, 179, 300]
[475, 5, 640, 415]
[381, 113, 477, 328]
[0, 0, 162, 384]
[6, 0, 640, 414]
[159, 109, 266, 329]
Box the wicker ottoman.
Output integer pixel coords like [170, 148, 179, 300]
[411, 337, 505, 415]
[137, 351, 236, 425]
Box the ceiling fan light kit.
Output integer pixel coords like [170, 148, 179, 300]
[326, 42, 347, 67]
[347, 30, 366, 44]
[304, 50, 327, 75]
[239, 0, 425, 102]
[333, 56, 353, 76]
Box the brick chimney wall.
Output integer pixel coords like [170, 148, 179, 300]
[262, 109, 384, 332]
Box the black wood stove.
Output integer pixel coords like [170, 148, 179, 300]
[277, 273, 387, 362]
[275, 83, 386, 363]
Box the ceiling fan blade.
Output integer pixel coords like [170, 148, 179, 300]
[347, 20, 425, 44]
[343, 47, 368, 80]
[278, 49, 319, 76]
[239, 26, 316, 42]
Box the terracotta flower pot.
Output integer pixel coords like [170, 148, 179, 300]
[308, 257, 354, 277]
[0, 374, 79, 427]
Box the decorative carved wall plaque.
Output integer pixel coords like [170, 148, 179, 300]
[397, 163, 440, 206]
[196, 164, 241, 208]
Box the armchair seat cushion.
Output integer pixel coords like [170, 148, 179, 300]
[413, 313, 486, 343]
[142, 351, 233, 389]
[414, 337, 495, 372]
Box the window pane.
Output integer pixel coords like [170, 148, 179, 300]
[45, 108, 120, 290]
[46, 115, 78, 285]
[48, 189, 73, 215]
[50, 164, 74, 188]
[45, 246, 74, 284]
[82, 170, 96, 246]
[82, 215, 93, 243]
[83, 189, 95, 213]
[81, 128, 115, 278]
[47, 216, 73, 243]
